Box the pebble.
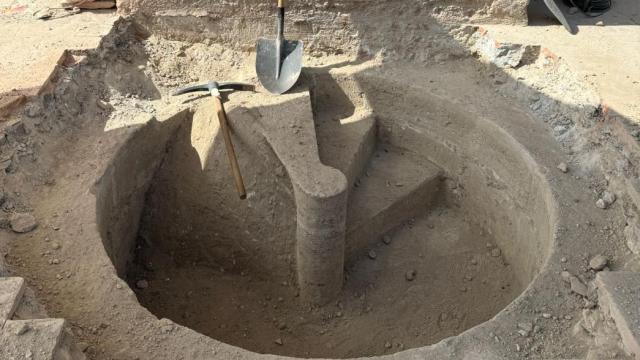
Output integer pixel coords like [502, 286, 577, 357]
[560, 257, 567, 263]
[470, 258, 478, 265]
[51, 242, 60, 250]
[542, 313, 552, 319]
[136, 279, 149, 289]
[557, 162, 568, 173]
[14, 323, 30, 335]
[9, 213, 37, 233]
[274, 338, 283, 345]
[595, 20, 604, 26]
[405, 269, 416, 281]
[491, 248, 501, 257]
[517, 321, 533, 335]
[589, 254, 608, 271]
[596, 191, 616, 209]
[368, 250, 377, 260]
[384, 341, 392, 349]
[382, 235, 392, 245]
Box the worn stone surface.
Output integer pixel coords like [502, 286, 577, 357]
[9, 212, 37, 233]
[0, 277, 25, 320]
[0, 319, 66, 359]
[596, 272, 640, 359]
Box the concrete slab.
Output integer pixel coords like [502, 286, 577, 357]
[0, 318, 66, 360]
[596, 271, 640, 359]
[0, 277, 25, 320]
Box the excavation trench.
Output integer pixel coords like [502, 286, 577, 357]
[96, 71, 554, 358]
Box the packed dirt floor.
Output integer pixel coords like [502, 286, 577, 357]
[1, 0, 640, 360]
[132, 204, 519, 358]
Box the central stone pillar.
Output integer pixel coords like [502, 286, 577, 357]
[223, 89, 348, 304]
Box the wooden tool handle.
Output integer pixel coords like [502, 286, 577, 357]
[278, 0, 286, 8]
[213, 96, 247, 200]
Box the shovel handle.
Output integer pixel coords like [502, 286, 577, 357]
[278, 0, 286, 8]
[213, 96, 247, 200]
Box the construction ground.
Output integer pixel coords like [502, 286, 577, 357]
[0, 0, 639, 359]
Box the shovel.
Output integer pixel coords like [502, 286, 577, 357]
[256, 0, 303, 94]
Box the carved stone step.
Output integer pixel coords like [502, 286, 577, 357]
[346, 145, 443, 260]
[0, 277, 25, 321]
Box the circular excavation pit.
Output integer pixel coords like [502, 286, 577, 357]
[97, 66, 555, 358]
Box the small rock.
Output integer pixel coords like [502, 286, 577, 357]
[561, 256, 567, 263]
[96, 99, 112, 111]
[583, 299, 596, 309]
[382, 235, 392, 245]
[589, 254, 608, 271]
[9, 213, 37, 233]
[470, 258, 478, 265]
[542, 313, 552, 319]
[518, 321, 533, 333]
[595, 20, 604, 26]
[368, 250, 377, 260]
[51, 242, 60, 250]
[384, 341, 392, 349]
[561, 271, 572, 282]
[277, 321, 287, 330]
[274, 338, 283, 345]
[51, 258, 59, 265]
[568, 6, 579, 14]
[136, 279, 149, 289]
[491, 248, 501, 257]
[570, 276, 588, 297]
[602, 191, 616, 205]
[405, 269, 416, 281]
[14, 323, 30, 335]
[24, 102, 43, 118]
[595, 191, 616, 209]
[557, 162, 568, 173]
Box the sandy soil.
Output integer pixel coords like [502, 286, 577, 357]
[0, 1, 639, 359]
[131, 203, 519, 358]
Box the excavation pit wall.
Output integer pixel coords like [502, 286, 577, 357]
[95, 71, 556, 358]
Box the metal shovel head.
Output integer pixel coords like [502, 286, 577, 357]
[256, 37, 303, 94]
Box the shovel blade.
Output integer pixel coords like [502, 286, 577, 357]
[256, 38, 303, 94]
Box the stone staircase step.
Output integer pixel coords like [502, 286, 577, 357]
[0, 277, 25, 321]
[311, 71, 377, 186]
[596, 272, 640, 359]
[345, 145, 443, 260]
[0, 318, 66, 360]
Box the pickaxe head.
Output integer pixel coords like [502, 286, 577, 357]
[173, 81, 255, 97]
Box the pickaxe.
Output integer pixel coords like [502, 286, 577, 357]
[174, 81, 255, 199]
